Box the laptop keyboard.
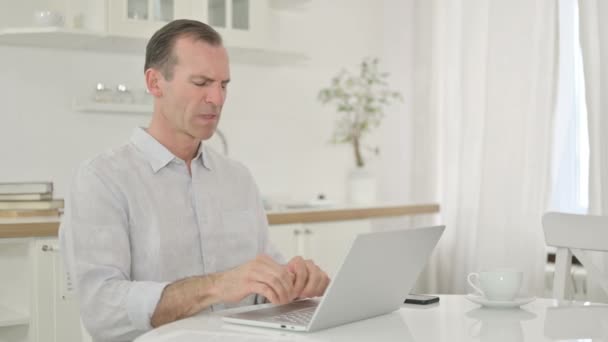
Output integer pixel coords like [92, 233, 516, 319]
[271, 306, 316, 325]
[226, 299, 319, 327]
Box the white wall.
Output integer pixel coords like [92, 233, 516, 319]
[0, 0, 417, 205]
[379, 0, 416, 203]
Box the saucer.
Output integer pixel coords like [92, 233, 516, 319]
[465, 294, 536, 308]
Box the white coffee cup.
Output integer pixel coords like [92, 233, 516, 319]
[467, 269, 523, 301]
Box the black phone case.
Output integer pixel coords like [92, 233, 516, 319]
[404, 296, 440, 305]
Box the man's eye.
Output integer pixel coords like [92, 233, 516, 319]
[194, 81, 209, 87]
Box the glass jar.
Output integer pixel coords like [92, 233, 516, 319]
[92, 83, 113, 103]
[115, 84, 135, 103]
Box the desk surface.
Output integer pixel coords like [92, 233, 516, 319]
[135, 295, 608, 342]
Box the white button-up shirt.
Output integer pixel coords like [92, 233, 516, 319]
[59, 127, 282, 342]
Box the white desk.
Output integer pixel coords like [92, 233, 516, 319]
[135, 295, 608, 342]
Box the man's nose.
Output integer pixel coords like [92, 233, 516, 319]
[205, 84, 225, 107]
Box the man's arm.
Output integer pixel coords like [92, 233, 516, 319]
[151, 254, 296, 327]
[60, 164, 167, 341]
[150, 275, 218, 327]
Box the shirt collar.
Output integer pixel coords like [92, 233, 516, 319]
[194, 142, 213, 171]
[130, 127, 212, 173]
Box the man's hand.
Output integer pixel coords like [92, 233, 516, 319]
[286, 256, 330, 299]
[213, 254, 296, 305]
[151, 255, 330, 327]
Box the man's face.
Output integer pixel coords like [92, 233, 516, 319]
[157, 37, 230, 140]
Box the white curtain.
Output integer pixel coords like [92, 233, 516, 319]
[412, 0, 558, 296]
[579, 0, 608, 302]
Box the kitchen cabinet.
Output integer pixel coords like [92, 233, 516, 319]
[306, 221, 372, 277]
[203, 0, 269, 49]
[0, 238, 82, 342]
[108, 0, 270, 49]
[0, 239, 29, 342]
[267, 223, 299, 262]
[268, 220, 372, 277]
[30, 239, 81, 342]
[0, 0, 306, 65]
[107, 0, 196, 38]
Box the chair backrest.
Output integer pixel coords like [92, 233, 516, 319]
[542, 212, 608, 300]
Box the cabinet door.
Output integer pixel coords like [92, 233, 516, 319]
[304, 221, 372, 278]
[31, 239, 81, 342]
[267, 224, 301, 262]
[0, 240, 29, 342]
[190, 0, 269, 48]
[108, 0, 270, 47]
[107, 0, 196, 37]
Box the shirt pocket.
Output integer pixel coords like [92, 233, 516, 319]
[215, 209, 259, 270]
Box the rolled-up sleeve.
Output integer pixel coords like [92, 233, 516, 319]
[59, 163, 169, 341]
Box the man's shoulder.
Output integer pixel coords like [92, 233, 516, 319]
[78, 143, 139, 177]
[68, 143, 140, 199]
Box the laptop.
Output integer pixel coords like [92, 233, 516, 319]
[222, 225, 445, 332]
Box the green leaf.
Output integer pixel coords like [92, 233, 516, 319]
[318, 57, 403, 146]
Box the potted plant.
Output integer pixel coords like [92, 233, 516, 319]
[318, 57, 402, 203]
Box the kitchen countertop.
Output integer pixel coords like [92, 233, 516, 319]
[0, 203, 440, 239]
[266, 203, 439, 224]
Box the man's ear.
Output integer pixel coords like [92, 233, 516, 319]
[145, 68, 163, 97]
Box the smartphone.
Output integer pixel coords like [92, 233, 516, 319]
[404, 294, 440, 305]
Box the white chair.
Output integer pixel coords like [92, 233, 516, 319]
[542, 212, 608, 300]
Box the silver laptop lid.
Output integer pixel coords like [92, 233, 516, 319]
[308, 225, 445, 331]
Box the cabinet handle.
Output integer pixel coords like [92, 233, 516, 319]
[41, 244, 59, 252]
[294, 229, 301, 236]
[304, 229, 312, 235]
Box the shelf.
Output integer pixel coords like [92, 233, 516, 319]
[0, 27, 308, 65]
[0, 27, 146, 54]
[0, 306, 28, 328]
[73, 100, 152, 114]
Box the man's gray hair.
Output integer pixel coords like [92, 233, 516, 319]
[144, 19, 223, 80]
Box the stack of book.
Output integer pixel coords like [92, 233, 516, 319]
[0, 182, 63, 218]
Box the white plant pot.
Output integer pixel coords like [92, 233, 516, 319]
[347, 167, 377, 205]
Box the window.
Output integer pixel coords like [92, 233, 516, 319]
[549, 0, 589, 214]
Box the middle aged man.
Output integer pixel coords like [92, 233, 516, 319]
[59, 19, 330, 342]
